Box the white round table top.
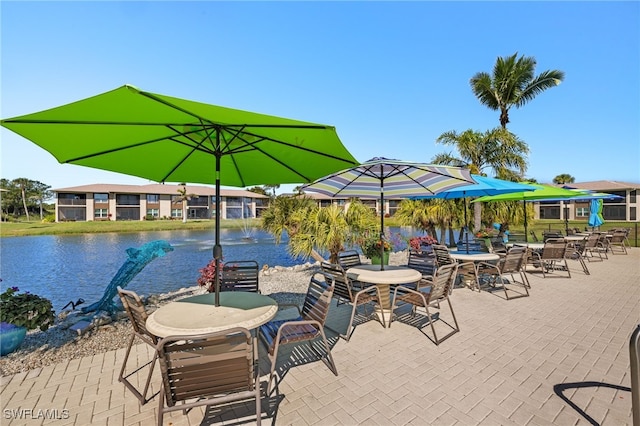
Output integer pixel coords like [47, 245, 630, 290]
[449, 252, 500, 262]
[564, 235, 587, 241]
[506, 243, 544, 250]
[347, 265, 422, 284]
[146, 292, 278, 338]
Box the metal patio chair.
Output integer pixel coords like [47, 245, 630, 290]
[117, 286, 160, 405]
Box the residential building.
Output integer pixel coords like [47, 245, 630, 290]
[54, 184, 270, 222]
[298, 180, 639, 223]
[540, 181, 639, 222]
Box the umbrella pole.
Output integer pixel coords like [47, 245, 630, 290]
[464, 195, 469, 254]
[379, 183, 385, 271]
[213, 151, 222, 307]
[523, 200, 528, 242]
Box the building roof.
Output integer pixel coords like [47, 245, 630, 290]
[53, 183, 269, 198]
[550, 180, 639, 192]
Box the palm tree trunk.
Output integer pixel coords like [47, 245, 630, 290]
[20, 186, 30, 221]
[309, 248, 325, 263]
[473, 202, 482, 233]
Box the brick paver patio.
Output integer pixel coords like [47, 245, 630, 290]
[2, 248, 638, 425]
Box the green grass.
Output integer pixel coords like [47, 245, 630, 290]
[1, 217, 636, 247]
[0, 218, 262, 237]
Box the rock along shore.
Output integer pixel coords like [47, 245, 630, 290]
[0, 251, 408, 376]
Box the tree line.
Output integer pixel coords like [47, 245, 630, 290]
[1, 178, 53, 221]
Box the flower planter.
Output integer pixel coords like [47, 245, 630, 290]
[370, 252, 390, 265]
[0, 322, 27, 356]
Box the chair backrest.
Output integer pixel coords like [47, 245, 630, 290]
[337, 250, 362, 269]
[609, 231, 626, 244]
[157, 327, 255, 408]
[221, 260, 259, 292]
[583, 233, 600, 249]
[117, 286, 154, 339]
[432, 244, 454, 267]
[320, 262, 353, 303]
[456, 240, 485, 252]
[490, 238, 507, 254]
[543, 231, 563, 242]
[407, 250, 437, 277]
[499, 245, 527, 273]
[301, 273, 335, 327]
[541, 238, 568, 259]
[422, 262, 458, 302]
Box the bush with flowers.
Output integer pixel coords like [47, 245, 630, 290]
[0, 285, 55, 331]
[197, 259, 219, 293]
[408, 235, 438, 252]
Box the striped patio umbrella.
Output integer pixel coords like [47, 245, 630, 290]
[301, 157, 475, 269]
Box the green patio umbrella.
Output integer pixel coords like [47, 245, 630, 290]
[472, 183, 583, 239]
[0, 84, 358, 305]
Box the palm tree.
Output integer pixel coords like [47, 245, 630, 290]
[394, 199, 460, 246]
[261, 195, 318, 255]
[263, 184, 280, 197]
[176, 184, 197, 223]
[290, 200, 377, 263]
[553, 174, 575, 184]
[15, 178, 31, 221]
[470, 53, 565, 128]
[433, 128, 529, 231]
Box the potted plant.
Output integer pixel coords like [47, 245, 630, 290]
[0, 285, 55, 356]
[359, 233, 391, 265]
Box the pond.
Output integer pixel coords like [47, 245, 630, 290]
[0, 226, 458, 312]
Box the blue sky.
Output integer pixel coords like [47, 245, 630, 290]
[2, 1, 639, 194]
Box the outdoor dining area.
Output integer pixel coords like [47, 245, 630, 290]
[1, 86, 637, 425]
[108, 218, 635, 425]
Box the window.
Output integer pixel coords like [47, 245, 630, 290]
[116, 194, 140, 206]
[171, 209, 182, 218]
[94, 208, 109, 219]
[631, 190, 636, 204]
[539, 206, 560, 219]
[576, 207, 589, 217]
[147, 194, 160, 203]
[147, 208, 159, 218]
[58, 193, 86, 205]
[603, 205, 626, 221]
[94, 193, 108, 203]
[116, 207, 140, 221]
[226, 197, 243, 219]
[631, 207, 636, 221]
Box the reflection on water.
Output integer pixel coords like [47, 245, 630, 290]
[0, 228, 301, 311]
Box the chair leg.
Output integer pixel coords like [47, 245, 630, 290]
[157, 386, 165, 426]
[119, 334, 158, 405]
[424, 305, 439, 345]
[318, 329, 338, 376]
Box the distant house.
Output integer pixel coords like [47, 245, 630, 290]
[53, 184, 270, 222]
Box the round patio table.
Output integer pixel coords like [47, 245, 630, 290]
[146, 292, 278, 338]
[346, 265, 422, 327]
[449, 252, 501, 291]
